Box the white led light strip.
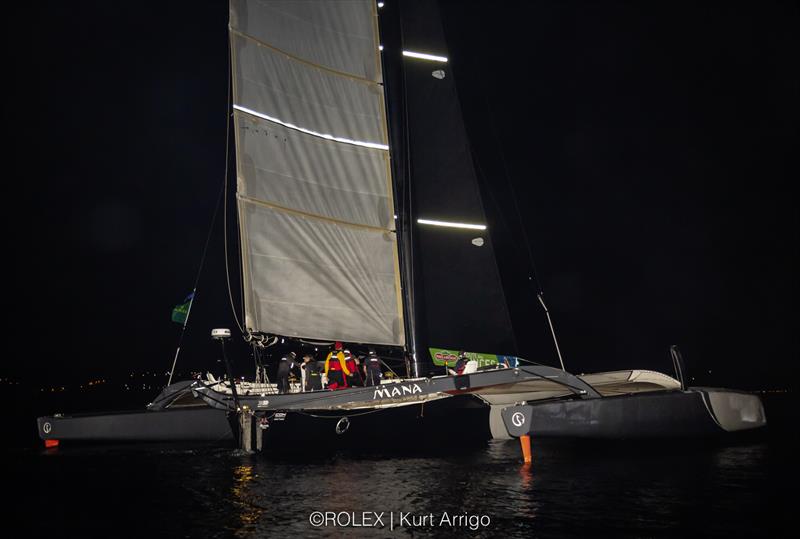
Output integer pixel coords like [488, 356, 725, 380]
[402, 50, 448, 63]
[233, 104, 389, 150]
[417, 218, 486, 230]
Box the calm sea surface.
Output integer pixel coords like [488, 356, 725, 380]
[4, 393, 793, 538]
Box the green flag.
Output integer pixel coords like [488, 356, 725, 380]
[171, 292, 194, 324]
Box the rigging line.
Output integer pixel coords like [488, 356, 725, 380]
[223, 35, 244, 334]
[236, 196, 246, 335]
[379, 358, 400, 379]
[167, 180, 226, 386]
[475, 88, 566, 369]
[472, 158, 520, 241]
[473, 154, 546, 356]
[447, 84, 520, 356]
[480, 94, 544, 297]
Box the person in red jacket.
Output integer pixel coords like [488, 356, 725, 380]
[324, 342, 350, 390]
[343, 349, 363, 387]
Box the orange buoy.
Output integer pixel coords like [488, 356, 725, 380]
[44, 439, 60, 448]
[519, 434, 532, 464]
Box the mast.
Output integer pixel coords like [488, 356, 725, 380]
[378, 2, 421, 376]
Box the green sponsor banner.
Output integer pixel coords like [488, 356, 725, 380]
[429, 348, 498, 368]
[429, 348, 521, 369]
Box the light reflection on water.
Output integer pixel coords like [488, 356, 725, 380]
[7, 438, 788, 538]
[231, 464, 263, 533]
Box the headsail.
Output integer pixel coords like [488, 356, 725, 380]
[381, 0, 517, 360]
[230, 0, 404, 346]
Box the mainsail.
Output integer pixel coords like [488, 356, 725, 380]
[230, 0, 405, 345]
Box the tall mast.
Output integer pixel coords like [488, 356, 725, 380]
[378, 1, 421, 376]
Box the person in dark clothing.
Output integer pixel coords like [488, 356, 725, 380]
[277, 351, 299, 394]
[302, 354, 322, 391]
[454, 351, 468, 375]
[364, 349, 382, 386]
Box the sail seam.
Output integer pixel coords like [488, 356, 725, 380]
[248, 161, 392, 200]
[230, 28, 382, 87]
[238, 193, 396, 234]
[257, 297, 398, 317]
[233, 104, 389, 150]
[248, 252, 396, 278]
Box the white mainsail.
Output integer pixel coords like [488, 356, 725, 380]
[230, 0, 405, 345]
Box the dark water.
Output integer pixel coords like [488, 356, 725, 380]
[6, 437, 793, 537]
[4, 392, 793, 538]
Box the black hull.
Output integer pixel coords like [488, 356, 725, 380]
[37, 407, 233, 443]
[501, 389, 766, 440]
[261, 395, 489, 452]
[34, 385, 765, 448]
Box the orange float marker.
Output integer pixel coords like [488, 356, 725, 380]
[519, 434, 532, 464]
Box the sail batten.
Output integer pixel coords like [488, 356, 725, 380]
[232, 30, 385, 146]
[230, 0, 382, 83]
[237, 194, 396, 234]
[233, 104, 389, 150]
[230, 28, 383, 86]
[231, 0, 404, 346]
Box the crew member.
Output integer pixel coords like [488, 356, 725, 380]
[344, 349, 362, 387]
[454, 351, 468, 375]
[302, 354, 322, 391]
[277, 351, 299, 394]
[324, 342, 351, 390]
[364, 349, 382, 386]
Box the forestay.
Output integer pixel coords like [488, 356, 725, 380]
[230, 0, 405, 345]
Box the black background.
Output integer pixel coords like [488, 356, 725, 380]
[3, 0, 796, 391]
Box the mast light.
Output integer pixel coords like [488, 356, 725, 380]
[417, 218, 486, 230]
[402, 50, 448, 63]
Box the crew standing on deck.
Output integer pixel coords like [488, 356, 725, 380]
[302, 354, 322, 391]
[325, 342, 350, 390]
[454, 351, 468, 375]
[344, 349, 361, 387]
[364, 349, 382, 386]
[277, 351, 300, 394]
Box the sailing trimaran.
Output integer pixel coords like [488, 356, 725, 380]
[37, 0, 765, 449]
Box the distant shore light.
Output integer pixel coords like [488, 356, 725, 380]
[417, 218, 486, 230]
[403, 50, 448, 63]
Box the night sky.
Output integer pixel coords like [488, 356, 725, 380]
[3, 1, 796, 391]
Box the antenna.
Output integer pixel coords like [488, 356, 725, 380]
[537, 294, 567, 372]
